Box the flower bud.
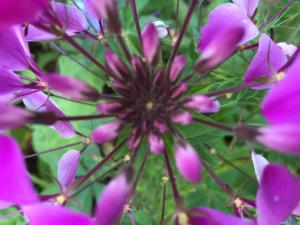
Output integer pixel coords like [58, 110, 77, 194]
[169, 55, 185, 82]
[256, 125, 300, 155]
[184, 95, 220, 113]
[142, 23, 160, 65]
[97, 102, 122, 115]
[105, 51, 129, 79]
[91, 121, 122, 144]
[149, 133, 164, 154]
[95, 174, 130, 225]
[175, 142, 201, 183]
[92, 0, 121, 33]
[171, 112, 192, 125]
[58, 150, 81, 191]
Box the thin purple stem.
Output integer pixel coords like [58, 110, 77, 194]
[129, 211, 137, 225]
[57, 114, 112, 121]
[193, 117, 234, 132]
[163, 149, 182, 207]
[166, 0, 199, 72]
[129, 0, 143, 54]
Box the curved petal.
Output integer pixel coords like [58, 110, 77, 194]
[244, 34, 287, 88]
[0, 135, 39, 206]
[0, 104, 33, 130]
[175, 142, 201, 183]
[257, 125, 300, 155]
[23, 92, 76, 139]
[233, 0, 259, 17]
[198, 3, 258, 51]
[58, 150, 81, 191]
[95, 174, 129, 225]
[0, 26, 34, 71]
[261, 57, 300, 124]
[23, 204, 93, 225]
[0, 69, 24, 95]
[142, 23, 160, 64]
[190, 207, 256, 225]
[251, 151, 269, 183]
[0, 0, 47, 27]
[41, 73, 100, 101]
[256, 164, 300, 225]
[27, 3, 87, 41]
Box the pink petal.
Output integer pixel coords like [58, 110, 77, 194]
[91, 121, 122, 144]
[142, 23, 160, 64]
[0, 104, 33, 130]
[169, 55, 186, 82]
[23, 92, 76, 139]
[184, 95, 220, 113]
[0, 26, 34, 71]
[256, 164, 300, 225]
[175, 142, 201, 183]
[149, 133, 164, 154]
[233, 0, 259, 17]
[84, 0, 101, 20]
[171, 112, 193, 125]
[41, 73, 100, 101]
[244, 34, 287, 88]
[22, 204, 93, 225]
[0, 69, 24, 95]
[256, 125, 300, 155]
[0, 0, 47, 27]
[190, 207, 256, 225]
[198, 3, 258, 51]
[95, 174, 129, 225]
[196, 25, 245, 72]
[58, 150, 81, 191]
[26, 3, 87, 41]
[261, 57, 300, 124]
[251, 151, 269, 183]
[0, 135, 39, 206]
[277, 42, 297, 57]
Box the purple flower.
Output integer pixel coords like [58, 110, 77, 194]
[195, 25, 245, 72]
[175, 142, 201, 183]
[244, 34, 287, 88]
[95, 174, 130, 225]
[142, 23, 160, 65]
[261, 56, 300, 125]
[58, 150, 81, 192]
[0, 0, 48, 27]
[149, 133, 165, 154]
[91, 121, 123, 144]
[26, 2, 88, 41]
[256, 164, 300, 225]
[198, 0, 259, 51]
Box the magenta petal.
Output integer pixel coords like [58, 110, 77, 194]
[256, 125, 300, 155]
[23, 204, 93, 225]
[261, 59, 300, 124]
[105, 51, 129, 78]
[95, 174, 129, 225]
[256, 164, 300, 225]
[293, 203, 300, 216]
[0, 69, 24, 95]
[0, 104, 33, 130]
[0, 26, 34, 71]
[0, 0, 47, 27]
[251, 151, 269, 183]
[169, 55, 186, 82]
[184, 95, 220, 113]
[41, 73, 100, 101]
[23, 92, 76, 139]
[91, 121, 122, 144]
[26, 3, 87, 41]
[142, 23, 160, 64]
[191, 207, 256, 225]
[84, 0, 101, 20]
[244, 34, 287, 88]
[175, 142, 201, 183]
[171, 112, 192, 125]
[196, 25, 245, 72]
[58, 150, 81, 191]
[198, 3, 258, 51]
[149, 133, 164, 154]
[233, 0, 259, 17]
[0, 135, 39, 206]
